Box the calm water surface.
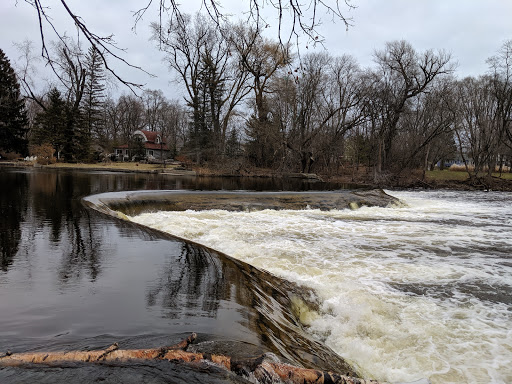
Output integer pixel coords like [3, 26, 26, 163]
[0, 167, 351, 383]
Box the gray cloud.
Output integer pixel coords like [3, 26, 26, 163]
[1, 0, 511, 99]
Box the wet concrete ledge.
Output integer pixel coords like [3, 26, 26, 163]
[84, 189, 398, 217]
[83, 189, 387, 376]
[81, 189, 398, 382]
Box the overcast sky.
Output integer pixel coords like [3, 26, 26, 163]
[1, 0, 511, 100]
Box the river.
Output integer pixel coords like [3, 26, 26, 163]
[130, 190, 512, 384]
[0, 167, 356, 383]
[1, 167, 510, 383]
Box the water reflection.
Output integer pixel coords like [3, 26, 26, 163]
[1, 172, 28, 271]
[14, 171, 108, 282]
[57, 209, 103, 283]
[147, 243, 224, 318]
[1, 169, 172, 275]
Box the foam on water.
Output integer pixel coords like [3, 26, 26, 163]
[129, 191, 512, 384]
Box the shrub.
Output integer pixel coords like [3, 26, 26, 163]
[30, 143, 56, 165]
[0, 151, 22, 160]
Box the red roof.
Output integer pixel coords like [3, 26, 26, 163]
[114, 130, 169, 151]
[140, 130, 160, 143]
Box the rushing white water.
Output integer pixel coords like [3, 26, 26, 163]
[129, 190, 512, 384]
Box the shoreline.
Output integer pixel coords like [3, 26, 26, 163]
[2, 160, 512, 191]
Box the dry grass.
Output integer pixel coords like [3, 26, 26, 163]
[426, 169, 512, 181]
[448, 164, 511, 173]
[426, 170, 470, 181]
[45, 162, 173, 172]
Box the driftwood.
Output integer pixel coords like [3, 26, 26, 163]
[0, 333, 386, 384]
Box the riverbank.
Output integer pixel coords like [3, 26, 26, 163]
[172, 161, 512, 191]
[194, 163, 512, 191]
[0, 160, 196, 175]
[3, 160, 512, 191]
[377, 171, 512, 191]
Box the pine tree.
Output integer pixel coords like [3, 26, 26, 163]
[0, 48, 29, 156]
[33, 88, 66, 158]
[225, 128, 241, 158]
[80, 46, 106, 161]
[185, 54, 227, 162]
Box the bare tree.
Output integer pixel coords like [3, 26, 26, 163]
[21, 0, 353, 92]
[393, 78, 456, 177]
[270, 53, 368, 174]
[22, 0, 149, 91]
[154, 13, 251, 160]
[453, 76, 504, 179]
[230, 23, 291, 167]
[370, 40, 454, 177]
[231, 24, 291, 123]
[100, 97, 121, 146]
[116, 94, 145, 141]
[53, 39, 88, 160]
[141, 89, 188, 156]
[142, 89, 166, 132]
[309, 53, 368, 173]
[17, 38, 87, 161]
[158, 101, 188, 157]
[487, 40, 512, 149]
[285, 52, 331, 173]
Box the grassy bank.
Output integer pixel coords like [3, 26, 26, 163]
[0, 160, 196, 174]
[426, 170, 512, 181]
[45, 162, 168, 172]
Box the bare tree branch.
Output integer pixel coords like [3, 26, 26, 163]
[24, 0, 154, 93]
[21, 0, 354, 92]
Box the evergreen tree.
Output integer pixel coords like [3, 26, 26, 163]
[0, 48, 29, 156]
[225, 128, 241, 158]
[129, 134, 146, 160]
[185, 54, 227, 162]
[33, 88, 66, 158]
[80, 46, 106, 160]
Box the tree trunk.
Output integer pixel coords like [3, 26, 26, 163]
[374, 139, 383, 183]
[423, 143, 430, 180]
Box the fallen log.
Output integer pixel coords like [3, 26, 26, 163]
[0, 333, 199, 367]
[236, 358, 384, 384]
[0, 333, 386, 384]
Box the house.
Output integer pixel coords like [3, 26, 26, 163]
[114, 130, 171, 161]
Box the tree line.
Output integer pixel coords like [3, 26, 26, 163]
[1, 14, 512, 181]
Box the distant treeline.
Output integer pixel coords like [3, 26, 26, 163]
[4, 13, 512, 181]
